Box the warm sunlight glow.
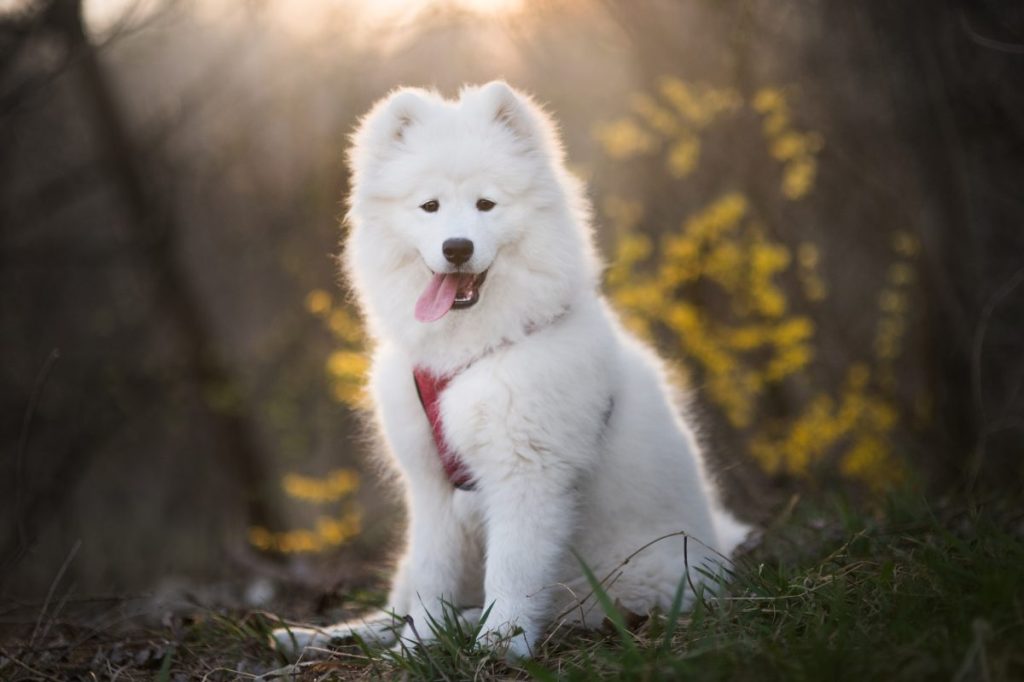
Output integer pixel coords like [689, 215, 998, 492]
[0, 0, 30, 13]
[81, 0, 525, 37]
[363, 0, 525, 16]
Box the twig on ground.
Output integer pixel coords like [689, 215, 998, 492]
[29, 539, 82, 651]
[554, 529, 725, 623]
[14, 348, 60, 553]
[0, 646, 65, 682]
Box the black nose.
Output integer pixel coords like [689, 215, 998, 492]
[442, 238, 474, 265]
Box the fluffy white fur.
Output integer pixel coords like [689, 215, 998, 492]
[272, 81, 748, 661]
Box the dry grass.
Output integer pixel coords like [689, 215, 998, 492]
[3, 494, 1023, 680]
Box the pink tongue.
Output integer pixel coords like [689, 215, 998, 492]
[415, 273, 459, 322]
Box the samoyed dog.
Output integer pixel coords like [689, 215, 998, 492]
[273, 81, 747, 661]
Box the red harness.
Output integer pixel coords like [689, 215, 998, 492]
[410, 307, 573, 491]
[413, 368, 477, 490]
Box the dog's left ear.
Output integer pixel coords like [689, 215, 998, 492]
[351, 87, 436, 159]
[465, 81, 562, 157]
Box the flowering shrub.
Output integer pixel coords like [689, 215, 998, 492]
[598, 78, 917, 491]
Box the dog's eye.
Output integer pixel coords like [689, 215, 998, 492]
[420, 200, 440, 213]
[476, 198, 496, 212]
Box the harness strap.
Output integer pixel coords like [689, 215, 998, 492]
[413, 368, 477, 490]
[410, 305, 574, 491]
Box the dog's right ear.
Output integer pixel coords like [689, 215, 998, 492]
[463, 81, 563, 161]
[351, 87, 433, 158]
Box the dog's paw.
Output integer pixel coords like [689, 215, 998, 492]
[270, 625, 331, 660]
[476, 624, 533, 662]
[388, 607, 487, 657]
[270, 610, 404, 660]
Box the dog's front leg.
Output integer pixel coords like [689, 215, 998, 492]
[365, 348, 481, 650]
[475, 462, 579, 660]
[390, 481, 475, 648]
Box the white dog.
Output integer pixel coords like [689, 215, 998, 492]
[273, 82, 747, 661]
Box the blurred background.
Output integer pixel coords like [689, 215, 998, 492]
[1, 0, 1022, 619]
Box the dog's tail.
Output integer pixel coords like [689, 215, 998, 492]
[711, 508, 753, 558]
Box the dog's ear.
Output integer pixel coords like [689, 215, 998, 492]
[352, 87, 434, 156]
[467, 81, 562, 157]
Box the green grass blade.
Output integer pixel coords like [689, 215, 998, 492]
[572, 549, 639, 659]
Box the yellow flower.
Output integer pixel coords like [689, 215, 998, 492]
[782, 158, 816, 199]
[629, 93, 679, 137]
[774, 317, 813, 345]
[764, 345, 812, 381]
[248, 526, 274, 551]
[328, 309, 364, 344]
[659, 78, 741, 127]
[283, 468, 361, 504]
[755, 288, 787, 317]
[751, 241, 790, 276]
[594, 118, 657, 159]
[305, 289, 332, 316]
[727, 324, 768, 351]
[614, 281, 664, 316]
[666, 135, 700, 178]
[316, 509, 363, 545]
[615, 232, 652, 264]
[770, 132, 808, 162]
[797, 242, 820, 269]
[704, 242, 743, 287]
[659, 77, 702, 124]
[840, 435, 902, 492]
[596, 77, 911, 494]
[753, 87, 785, 113]
[331, 381, 364, 406]
[684, 193, 747, 240]
[327, 351, 368, 379]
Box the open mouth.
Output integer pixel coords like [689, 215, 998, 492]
[414, 269, 488, 323]
[452, 270, 487, 309]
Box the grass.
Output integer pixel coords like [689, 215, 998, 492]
[3, 494, 1023, 680]
[535, 495, 1024, 681]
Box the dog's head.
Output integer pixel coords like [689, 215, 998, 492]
[345, 82, 598, 364]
